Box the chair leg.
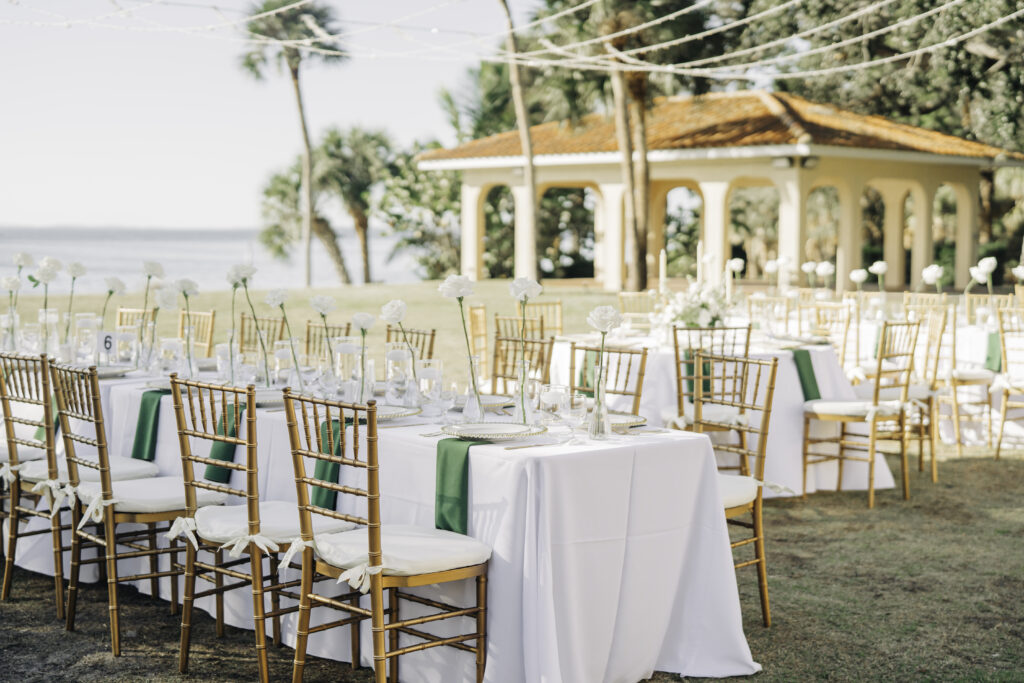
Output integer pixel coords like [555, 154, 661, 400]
[370, 574, 387, 683]
[867, 421, 877, 509]
[249, 546, 270, 683]
[65, 506, 83, 632]
[269, 553, 282, 647]
[951, 385, 964, 457]
[836, 422, 846, 492]
[917, 407, 925, 472]
[801, 416, 810, 500]
[169, 537, 179, 615]
[147, 523, 160, 600]
[752, 498, 770, 627]
[50, 504, 66, 620]
[349, 593, 361, 670]
[388, 588, 399, 683]
[215, 548, 225, 637]
[179, 542, 197, 674]
[104, 516, 121, 657]
[986, 392, 993, 448]
[291, 548, 314, 683]
[1, 480, 21, 602]
[476, 573, 488, 683]
[929, 399, 939, 483]
[996, 390, 1009, 460]
[900, 414, 910, 501]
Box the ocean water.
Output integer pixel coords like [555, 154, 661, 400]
[0, 226, 420, 294]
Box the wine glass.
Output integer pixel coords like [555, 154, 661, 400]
[539, 383, 568, 424]
[563, 392, 588, 443]
[436, 382, 458, 425]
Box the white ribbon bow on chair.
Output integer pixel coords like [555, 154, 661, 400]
[78, 495, 119, 529]
[846, 366, 868, 383]
[0, 462, 24, 485]
[31, 478, 72, 510]
[280, 538, 317, 568]
[337, 562, 384, 594]
[166, 517, 199, 550]
[990, 374, 1012, 394]
[219, 534, 280, 559]
[753, 478, 796, 495]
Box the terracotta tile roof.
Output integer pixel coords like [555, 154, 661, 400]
[418, 90, 1024, 163]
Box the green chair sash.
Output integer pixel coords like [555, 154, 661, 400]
[130, 389, 171, 461]
[203, 406, 246, 484]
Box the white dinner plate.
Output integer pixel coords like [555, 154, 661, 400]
[95, 366, 133, 380]
[454, 394, 515, 411]
[441, 421, 547, 442]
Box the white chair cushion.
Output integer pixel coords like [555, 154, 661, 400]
[718, 474, 759, 508]
[0, 443, 46, 463]
[664, 402, 742, 428]
[194, 501, 354, 545]
[315, 524, 491, 577]
[77, 476, 227, 514]
[20, 456, 159, 484]
[804, 399, 902, 418]
[950, 368, 995, 382]
[852, 382, 931, 401]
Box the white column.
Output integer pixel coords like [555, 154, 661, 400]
[697, 180, 731, 286]
[510, 184, 538, 280]
[597, 183, 626, 292]
[909, 183, 936, 289]
[880, 186, 908, 289]
[835, 180, 863, 294]
[460, 183, 485, 280]
[953, 183, 978, 289]
[776, 174, 807, 285]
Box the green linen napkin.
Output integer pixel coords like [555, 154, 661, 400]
[792, 349, 821, 401]
[203, 407, 246, 484]
[984, 332, 1002, 373]
[684, 350, 712, 397]
[130, 389, 171, 461]
[311, 419, 350, 510]
[435, 438, 490, 535]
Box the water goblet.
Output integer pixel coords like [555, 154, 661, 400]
[563, 392, 588, 443]
[436, 382, 458, 425]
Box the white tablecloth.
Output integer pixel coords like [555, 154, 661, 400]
[550, 335, 895, 498]
[11, 376, 761, 681]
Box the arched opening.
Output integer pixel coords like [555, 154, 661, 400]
[537, 186, 597, 278]
[728, 183, 779, 279]
[482, 185, 514, 278]
[664, 185, 703, 278]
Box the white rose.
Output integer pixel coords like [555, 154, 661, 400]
[352, 312, 375, 331]
[726, 258, 745, 273]
[763, 260, 778, 275]
[67, 262, 87, 279]
[849, 269, 868, 285]
[1, 276, 20, 292]
[1012, 265, 1024, 281]
[977, 256, 998, 275]
[13, 253, 34, 268]
[380, 299, 407, 325]
[154, 287, 178, 310]
[777, 256, 792, 268]
[32, 265, 59, 285]
[815, 262, 835, 278]
[176, 278, 199, 298]
[310, 295, 336, 316]
[509, 277, 543, 302]
[801, 261, 817, 274]
[586, 305, 624, 333]
[104, 276, 126, 295]
[868, 261, 888, 276]
[697, 308, 713, 327]
[921, 264, 944, 285]
[143, 261, 165, 279]
[438, 274, 474, 299]
[264, 289, 288, 308]
[969, 266, 987, 285]
[227, 263, 256, 287]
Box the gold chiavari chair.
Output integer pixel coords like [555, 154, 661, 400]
[964, 293, 1014, 326]
[618, 291, 656, 329]
[468, 303, 489, 381]
[938, 304, 997, 457]
[116, 307, 156, 329]
[169, 376, 353, 682]
[490, 336, 554, 396]
[794, 287, 824, 304]
[693, 352, 778, 626]
[802, 320, 920, 508]
[52, 362, 226, 656]
[240, 312, 286, 355]
[385, 325, 437, 360]
[518, 299, 563, 336]
[799, 301, 854, 369]
[283, 392, 491, 683]
[995, 308, 1024, 459]
[671, 325, 752, 432]
[903, 291, 948, 310]
[746, 295, 794, 334]
[305, 319, 351, 360]
[178, 309, 216, 358]
[0, 353, 66, 617]
[568, 342, 649, 415]
[494, 314, 543, 340]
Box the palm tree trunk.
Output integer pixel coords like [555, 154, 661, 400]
[289, 64, 315, 287]
[609, 65, 640, 292]
[497, 0, 538, 280]
[312, 215, 351, 284]
[627, 72, 650, 290]
[351, 207, 371, 284]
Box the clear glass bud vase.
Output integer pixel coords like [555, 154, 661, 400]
[462, 354, 483, 422]
[587, 362, 610, 440]
[512, 359, 535, 425]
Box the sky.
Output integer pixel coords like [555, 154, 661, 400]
[0, 0, 539, 230]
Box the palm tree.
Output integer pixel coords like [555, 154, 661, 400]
[318, 127, 392, 284]
[240, 0, 345, 287]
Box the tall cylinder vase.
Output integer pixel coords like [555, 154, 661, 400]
[587, 362, 610, 440]
[512, 359, 535, 425]
[462, 354, 483, 422]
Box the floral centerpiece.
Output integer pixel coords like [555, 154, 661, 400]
[100, 277, 126, 329]
[140, 261, 164, 345]
[586, 305, 624, 439]
[236, 266, 271, 387]
[668, 281, 729, 328]
[921, 264, 944, 293]
[28, 257, 61, 355]
[310, 295, 338, 363]
[266, 289, 304, 392]
[815, 261, 835, 291]
[2, 276, 19, 351]
[509, 278, 542, 424]
[351, 312, 375, 403]
[177, 279, 199, 379]
[439, 274, 482, 421]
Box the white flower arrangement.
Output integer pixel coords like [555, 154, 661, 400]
[380, 299, 406, 325]
[439, 274, 482, 417]
[265, 289, 302, 391]
[868, 260, 888, 292]
[27, 259, 61, 354]
[310, 295, 338, 364]
[849, 269, 868, 289]
[2, 276, 19, 347]
[1012, 265, 1024, 282]
[235, 266, 271, 387]
[921, 264, 944, 293]
[351, 313, 376, 402]
[100, 277, 126, 328]
[668, 283, 729, 328]
[176, 279, 199, 379]
[438, 274, 475, 299]
[264, 289, 288, 309]
[509, 278, 543, 424]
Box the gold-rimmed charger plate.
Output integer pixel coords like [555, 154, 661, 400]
[454, 394, 515, 411]
[375, 405, 422, 421]
[441, 422, 547, 442]
[610, 413, 647, 431]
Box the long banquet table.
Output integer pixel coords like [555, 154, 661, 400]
[9, 371, 761, 682]
[550, 332, 896, 499]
